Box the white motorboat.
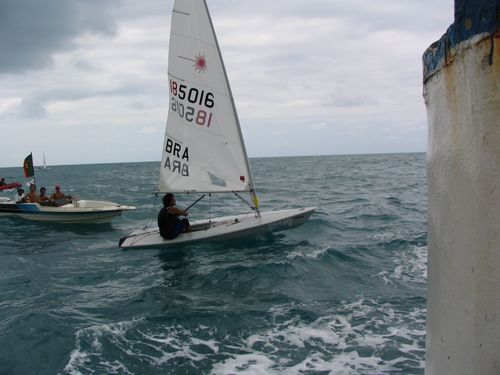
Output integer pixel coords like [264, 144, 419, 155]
[0, 198, 135, 224]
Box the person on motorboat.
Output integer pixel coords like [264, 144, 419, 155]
[25, 184, 40, 203]
[158, 193, 191, 240]
[39, 187, 50, 202]
[15, 188, 25, 203]
[50, 184, 65, 200]
[0, 178, 5, 186]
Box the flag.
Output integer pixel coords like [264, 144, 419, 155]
[23, 153, 34, 178]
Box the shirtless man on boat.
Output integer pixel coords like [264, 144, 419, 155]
[25, 184, 40, 203]
[50, 185, 65, 200]
[39, 187, 51, 203]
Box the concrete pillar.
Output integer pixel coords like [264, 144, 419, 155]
[424, 31, 500, 374]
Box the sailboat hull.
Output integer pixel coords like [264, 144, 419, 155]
[119, 207, 316, 249]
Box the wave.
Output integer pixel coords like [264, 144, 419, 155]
[63, 295, 426, 375]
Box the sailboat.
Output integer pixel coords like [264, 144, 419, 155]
[119, 0, 315, 249]
[38, 152, 50, 171]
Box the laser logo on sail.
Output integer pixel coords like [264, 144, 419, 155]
[194, 53, 207, 73]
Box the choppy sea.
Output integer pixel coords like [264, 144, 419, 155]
[0, 153, 427, 375]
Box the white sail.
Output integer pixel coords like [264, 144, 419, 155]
[158, 0, 252, 193]
[38, 152, 50, 170]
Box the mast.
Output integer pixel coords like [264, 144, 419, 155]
[201, 0, 261, 217]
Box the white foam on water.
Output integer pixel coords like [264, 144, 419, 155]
[211, 297, 425, 374]
[282, 350, 384, 375]
[370, 230, 397, 242]
[63, 318, 143, 375]
[86, 240, 118, 251]
[378, 245, 427, 286]
[392, 245, 427, 284]
[125, 323, 221, 367]
[63, 349, 90, 375]
[210, 353, 276, 375]
[63, 295, 425, 374]
[286, 245, 330, 260]
[64, 317, 226, 373]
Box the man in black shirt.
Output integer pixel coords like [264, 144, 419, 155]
[158, 193, 191, 239]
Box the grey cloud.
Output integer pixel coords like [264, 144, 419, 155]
[71, 57, 100, 72]
[0, 0, 118, 74]
[17, 81, 159, 118]
[213, 0, 451, 34]
[18, 89, 93, 118]
[323, 93, 379, 108]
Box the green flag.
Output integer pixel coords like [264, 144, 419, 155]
[23, 153, 34, 178]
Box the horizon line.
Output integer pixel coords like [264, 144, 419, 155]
[0, 150, 426, 169]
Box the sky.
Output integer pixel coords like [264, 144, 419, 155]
[0, 0, 454, 167]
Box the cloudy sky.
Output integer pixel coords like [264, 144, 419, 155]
[0, 0, 454, 167]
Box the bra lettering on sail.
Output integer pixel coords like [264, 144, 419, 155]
[164, 138, 189, 177]
[165, 138, 189, 161]
[164, 157, 189, 177]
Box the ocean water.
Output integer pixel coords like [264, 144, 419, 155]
[0, 153, 427, 375]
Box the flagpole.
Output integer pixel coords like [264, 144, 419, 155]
[32, 152, 36, 187]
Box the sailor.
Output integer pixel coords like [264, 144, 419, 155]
[158, 193, 191, 239]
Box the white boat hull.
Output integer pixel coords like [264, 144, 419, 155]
[119, 207, 316, 249]
[0, 199, 136, 224]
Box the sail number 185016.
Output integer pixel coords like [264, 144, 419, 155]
[170, 79, 215, 128]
